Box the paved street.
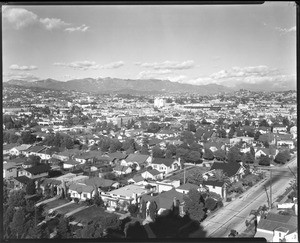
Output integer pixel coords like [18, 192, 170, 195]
[191, 156, 297, 238]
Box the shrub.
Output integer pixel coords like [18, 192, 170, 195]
[226, 197, 232, 202]
[74, 198, 79, 203]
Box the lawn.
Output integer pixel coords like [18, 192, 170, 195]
[55, 202, 82, 215]
[72, 205, 112, 224]
[44, 198, 70, 210]
[168, 166, 209, 182]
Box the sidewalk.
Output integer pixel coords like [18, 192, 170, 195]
[35, 196, 59, 207]
[48, 201, 74, 214]
[65, 205, 90, 218]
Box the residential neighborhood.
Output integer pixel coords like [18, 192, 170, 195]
[2, 3, 297, 241]
[3, 84, 298, 240]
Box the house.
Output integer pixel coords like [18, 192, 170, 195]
[100, 184, 151, 211]
[255, 148, 278, 159]
[273, 125, 287, 134]
[258, 133, 276, 145]
[24, 145, 52, 160]
[141, 188, 185, 216]
[128, 175, 146, 185]
[175, 182, 200, 194]
[18, 164, 51, 180]
[84, 177, 119, 191]
[113, 165, 132, 176]
[121, 153, 152, 170]
[255, 212, 298, 242]
[68, 182, 95, 201]
[9, 144, 32, 156]
[148, 179, 181, 193]
[3, 162, 19, 179]
[229, 136, 254, 146]
[203, 161, 245, 183]
[290, 126, 297, 139]
[3, 143, 18, 155]
[200, 180, 227, 199]
[141, 169, 164, 181]
[150, 158, 181, 175]
[52, 149, 81, 162]
[63, 159, 81, 170]
[108, 152, 127, 164]
[13, 176, 33, 190]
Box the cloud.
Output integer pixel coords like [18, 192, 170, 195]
[136, 60, 195, 70]
[99, 61, 124, 69]
[3, 7, 87, 32]
[53, 61, 124, 70]
[4, 72, 40, 82]
[137, 69, 186, 83]
[53, 61, 99, 70]
[181, 65, 296, 91]
[275, 26, 296, 35]
[9, 64, 38, 71]
[3, 7, 38, 29]
[39, 18, 70, 30]
[65, 24, 89, 33]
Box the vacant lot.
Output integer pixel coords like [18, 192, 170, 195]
[168, 166, 210, 182]
[44, 198, 69, 210]
[72, 205, 112, 224]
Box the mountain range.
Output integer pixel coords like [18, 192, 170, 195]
[4, 78, 234, 95]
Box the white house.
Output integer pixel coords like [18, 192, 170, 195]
[100, 184, 151, 211]
[113, 165, 132, 176]
[150, 158, 181, 175]
[255, 212, 298, 242]
[273, 126, 288, 134]
[141, 169, 164, 181]
[121, 153, 151, 171]
[68, 182, 96, 201]
[9, 144, 32, 156]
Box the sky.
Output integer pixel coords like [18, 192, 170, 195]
[2, 2, 297, 90]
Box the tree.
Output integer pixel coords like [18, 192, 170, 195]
[128, 204, 139, 217]
[217, 129, 227, 138]
[244, 152, 254, 164]
[181, 131, 195, 145]
[140, 200, 147, 219]
[140, 145, 150, 155]
[205, 197, 217, 211]
[214, 149, 226, 161]
[250, 146, 255, 157]
[152, 146, 165, 158]
[26, 180, 36, 195]
[149, 201, 158, 221]
[274, 151, 288, 164]
[227, 146, 241, 163]
[185, 151, 202, 164]
[282, 117, 290, 127]
[259, 119, 269, 127]
[8, 190, 26, 208]
[214, 169, 229, 182]
[183, 189, 206, 222]
[244, 119, 250, 126]
[27, 155, 41, 167]
[10, 208, 26, 238]
[254, 131, 261, 141]
[228, 129, 235, 139]
[93, 191, 104, 207]
[176, 147, 189, 162]
[56, 215, 72, 238]
[203, 148, 214, 160]
[109, 139, 122, 153]
[263, 141, 269, 148]
[259, 155, 270, 166]
[187, 121, 196, 132]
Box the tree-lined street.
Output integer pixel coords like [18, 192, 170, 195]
[191, 156, 297, 238]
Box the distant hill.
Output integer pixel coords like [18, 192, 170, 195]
[5, 77, 234, 95]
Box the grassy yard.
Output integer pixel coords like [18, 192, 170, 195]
[168, 166, 209, 182]
[55, 202, 82, 215]
[71, 205, 112, 224]
[44, 198, 70, 210]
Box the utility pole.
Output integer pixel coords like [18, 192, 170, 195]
[270, 170, 272, 209]
[183, 166, 186, 184]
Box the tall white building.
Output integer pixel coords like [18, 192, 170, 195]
[154, 98, 166, 108]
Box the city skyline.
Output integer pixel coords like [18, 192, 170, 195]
[2, 2, 297, 91]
